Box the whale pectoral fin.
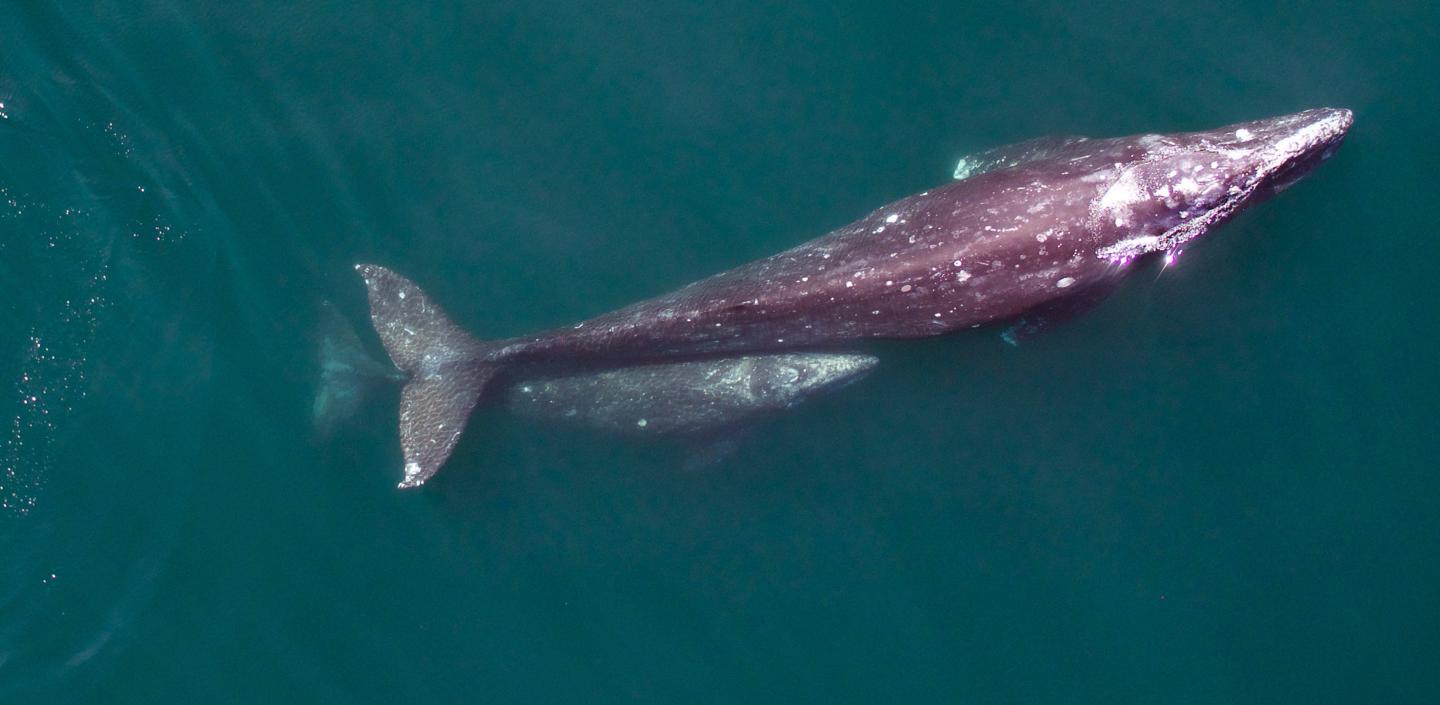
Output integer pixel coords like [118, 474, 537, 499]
[1001, 278, 1123, 346]
[1000, 317, 1044, 346]
[680, 434, 744, 472]
[954, 135, 1089, 180]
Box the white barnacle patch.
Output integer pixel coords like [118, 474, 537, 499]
[900, 284, 913, 292]
[1056, 277, 1076, 288]
[1234, 127, 1255, 141]
[885, 213, 899, 223]
[956, 270, 972, 283]
[845, 281, 854, 288]
[1274, 117, 1334, 156]
[1097, 234, 1161, 260]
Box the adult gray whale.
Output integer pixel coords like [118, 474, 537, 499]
[359, 107, 1352, 487]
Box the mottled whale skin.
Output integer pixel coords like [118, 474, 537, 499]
[504, 352, 876, 436]
[359, 108, 1352, 486]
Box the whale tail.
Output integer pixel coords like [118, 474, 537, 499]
[312, 301, 406, 438]
[354, 264, 501, 488]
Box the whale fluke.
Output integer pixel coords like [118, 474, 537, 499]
[312, 301, 405, 437]
[355, 264, 497, 488]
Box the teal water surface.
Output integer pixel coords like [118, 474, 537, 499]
[3, 3, 1438, 703]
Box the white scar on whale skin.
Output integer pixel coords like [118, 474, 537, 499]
[1098, 171, 1147, 212]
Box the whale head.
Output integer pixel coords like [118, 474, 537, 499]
[1089, 108, 1353, 262]
[748, 352, 879, 409]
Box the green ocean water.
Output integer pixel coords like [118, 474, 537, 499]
[2, 2, 1437, 702]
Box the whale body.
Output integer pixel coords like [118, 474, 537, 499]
[358, 108, 1352, 487]
[504, 351, 876, 437]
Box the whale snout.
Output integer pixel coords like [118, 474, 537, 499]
[1205, 107, 1353, 196]
[1091, 108, 1354, 261]
[1214, 108, 1352, 152]
[1254, 108, 1353, 193]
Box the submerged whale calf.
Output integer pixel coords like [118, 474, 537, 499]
[313, 300, 875, 447]
[359, 108, 1352, 487]
[504, 351, 876, 437]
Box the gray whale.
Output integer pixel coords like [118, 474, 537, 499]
[504, 351, 875, 437]
[358, 108, 1352, 487]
